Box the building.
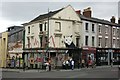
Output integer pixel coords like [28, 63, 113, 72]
[23, 5, 82, 69]
[0, 32, 8, 68]
[76, 7, 120, 66]
[6, 26, 24, 68]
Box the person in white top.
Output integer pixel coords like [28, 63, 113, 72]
[66, 60, 69, 69]
[71, 60, 74, 70]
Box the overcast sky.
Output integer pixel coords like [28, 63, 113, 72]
[0, 1, 120, 33]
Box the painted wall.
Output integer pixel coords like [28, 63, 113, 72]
[0, 32, 8, 67]
[24, 5, 82, 49]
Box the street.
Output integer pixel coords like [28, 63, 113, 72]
[1, 66, 119, 79]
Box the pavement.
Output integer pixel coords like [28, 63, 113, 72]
[1, 65, 119, 73]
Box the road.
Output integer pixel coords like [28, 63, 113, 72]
[1, 67, 120, 80]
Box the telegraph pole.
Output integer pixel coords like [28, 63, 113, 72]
[47, 8, 50, 58]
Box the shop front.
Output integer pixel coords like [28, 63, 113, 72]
[23, 48, 82, 69]
[96, 48, 120, 66]
[81, 46, 96, 64]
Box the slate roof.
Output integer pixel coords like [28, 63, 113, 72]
[30, 8, 63, 22]
[80, 15, 120, 27]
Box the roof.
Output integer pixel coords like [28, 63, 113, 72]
[80, 15, 120, 27]
[30, 8, 63, 22]
[7, 26, 23, 29]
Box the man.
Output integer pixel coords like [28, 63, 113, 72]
[71, 60, 74, 70]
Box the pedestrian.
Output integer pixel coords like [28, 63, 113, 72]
[71, 60, 74, 70]
[66, 60, 69, 70]
[110, 59, 113, 67]
[78, 60, 81, 69]
[48, 58, 51, 71]
[62, 61, 66, 69]
[45, 62, 49, 71]
[81, 59, 85, 68]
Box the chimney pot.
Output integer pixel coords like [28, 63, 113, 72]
[83, 7, 92, 18]
[76, 10, 81, 15]
[110, 16, 116, 23]
[118, 18, 120, 24]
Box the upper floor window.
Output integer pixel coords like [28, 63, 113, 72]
[113, 39, 115, 48]
[39, 24, 43, 31]
[76, 37, 80, 47]
[117, 28, 119, 35]
[92, 24, 95, 32]
[92, 36, 94, 47]
[117, 39, 119, 47]
[105, 38, 107, 47]
[40, 36, 43, 47]
[85, 23, 88, 31]
[98, 37, 102, 47]
[105, 27, 108, 34]
[27, 37, 30, 48]
[55, 22, 61, 32]
[44, 22, 47, 31]
[85, 36, 88, 46]
[113, 28, 116, 35]
[28, 26, 30, 34]
[98, 25, 101, 33]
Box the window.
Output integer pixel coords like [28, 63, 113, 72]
[40, 36, 43, 47]
[55, 22, 61, 32]
[92, 36, 94, 47]
[45, 36, 48, 47]
[92, 24, 95, 32]
[28, 26, 30, 34]
[27, 37, 30, 48]
[117, 39, 120, 47]
[117, 29, 119, 36]
[98, 25, 101, 33]
[113, 28, 116, 35]
[85, 36, 88, 46]
[44, 22, 47, 31]
[105, 27, 108, 34]
[113, 39, 115, 48]
[98, 38, 102, 47]
[105, 38, 107, 47]
[76, 37, 80, 47]
[39, 24, 43, 31]
[85, 23, 88, 31]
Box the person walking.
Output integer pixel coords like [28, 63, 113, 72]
[78, 60, 81, 69]
[71, 60, 74, 70]
[66, 60, 69, 70]
[81, 59, 85, 68]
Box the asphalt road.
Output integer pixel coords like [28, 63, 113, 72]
[1, 67, 120, 79]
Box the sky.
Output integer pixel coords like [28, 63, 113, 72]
[0, 0, 120, 33]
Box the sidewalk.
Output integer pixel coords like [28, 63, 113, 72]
[2, 65, 118, 73]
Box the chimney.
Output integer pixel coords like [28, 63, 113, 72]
[76, 10, 81, 15]
[110, 16, 116, 23]
[83, 7, 92, 18]
[118, 18, 120, 24]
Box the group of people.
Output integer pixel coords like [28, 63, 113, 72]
[78, 59, 96, 68]
[62, 58, 75, 70]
